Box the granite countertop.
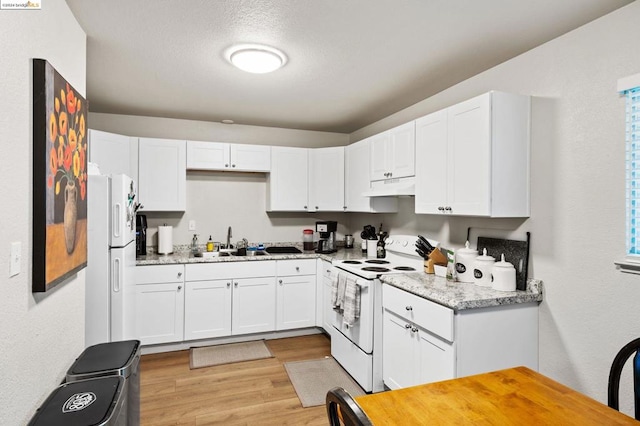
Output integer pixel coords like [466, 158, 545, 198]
[136, 246, 367, 266]
[380, 273, 543, 311]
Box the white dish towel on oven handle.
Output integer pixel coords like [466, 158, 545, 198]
[342, 275, 361, 327]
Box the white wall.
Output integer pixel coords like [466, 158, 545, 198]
[350, 1, 640, 413]
[0, 1, 87, 424]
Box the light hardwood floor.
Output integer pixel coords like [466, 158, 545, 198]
[140, 334, 332, 425]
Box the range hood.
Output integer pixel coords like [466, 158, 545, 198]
[362, 177, 415, 197]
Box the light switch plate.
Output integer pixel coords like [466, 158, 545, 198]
[10, 241, 21, 277]
[188, 220, 196, 231]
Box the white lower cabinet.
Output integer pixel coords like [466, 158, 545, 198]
[318, 260, 334, 335]
[133, 265, 185, 345]
[382, 284, 538, 390]
[184, 261, 277, 339]
[276, 259, 316, 330]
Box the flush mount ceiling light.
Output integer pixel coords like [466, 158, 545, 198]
[225, 44, 287, 74]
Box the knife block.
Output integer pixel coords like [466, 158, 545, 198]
[424, 248, 447, 274]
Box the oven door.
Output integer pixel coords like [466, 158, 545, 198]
[332, 275, 374, 354]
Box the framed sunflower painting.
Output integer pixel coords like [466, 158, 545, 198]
[32, 59, 88, 292]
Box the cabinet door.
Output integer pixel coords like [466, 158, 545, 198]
[134, 282, 184, 345]
[345, 139, 397, 213]
[447, 94, 491, 216]
[186, 141, 229, 170]
[416, 327, 455, 385]
[230, 144, 271, 172]
[138, 138, 186, 211]
[415, 110, 448, 214]
[268, 147, 308, 211]
[232, 277, 276, 335]
[309, 146, 345, 211]
[382, 311, 417, 390]
[369, 132, 391, 181]
[88, 129, 137, 178]
[389, 121, 415, 179]
[276, 275, 316, 330]
[184, 279, 232, 340]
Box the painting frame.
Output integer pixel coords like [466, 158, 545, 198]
[32, 59, 88, 292]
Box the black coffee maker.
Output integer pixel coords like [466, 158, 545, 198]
[136, 214, 147, 256]
[315, 220, 337, 254]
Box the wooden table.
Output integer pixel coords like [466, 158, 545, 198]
[355, 366, 637, 425]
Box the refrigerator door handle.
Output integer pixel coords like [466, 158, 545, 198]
[113, 203, 121, 238]
[113, 258, 120, 292]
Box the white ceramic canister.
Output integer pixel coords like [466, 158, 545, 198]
[455, 241, 478, 283]
[492, 254, 517, 292]
[473, 248, 495, 287]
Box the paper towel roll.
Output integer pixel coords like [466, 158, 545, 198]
[157, 225, 173, 254]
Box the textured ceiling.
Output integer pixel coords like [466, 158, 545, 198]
[66, 0, 633, 133]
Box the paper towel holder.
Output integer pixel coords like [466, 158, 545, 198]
[158, 224, 174, 255]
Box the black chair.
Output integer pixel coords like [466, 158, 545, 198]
[326, 387, 373, 426]
[608, 337, 640, 420]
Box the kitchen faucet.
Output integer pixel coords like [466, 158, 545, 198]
[226, 226, 232, 249]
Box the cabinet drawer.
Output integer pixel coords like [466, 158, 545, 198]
[186, 261, 276, 281]
[134, 264, 184, 284]
[383, 284, 454, 342]
[276, 259, 317, 276]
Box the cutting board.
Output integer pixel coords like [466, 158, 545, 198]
[476, 233, 530, 291]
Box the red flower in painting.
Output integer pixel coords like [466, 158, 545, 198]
[48, 82, 87, 200]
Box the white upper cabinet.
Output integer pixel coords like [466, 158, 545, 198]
[345, 138, 397, 213]
[415, 91, 530, 217]
[138, 138, 186, 212]
[267, 146, 309, 212]
[186, 141, 271, 172]
[268, 146, 345, 212]
[370, 121, 416, 181]
[309, 146, 345, 211]
[88, 129, 138, 178]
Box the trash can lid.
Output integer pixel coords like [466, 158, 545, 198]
[29, 376, 124, 426]
[69, 340, 140, 375]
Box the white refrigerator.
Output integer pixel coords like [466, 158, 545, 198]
[85, 173, 137, 346]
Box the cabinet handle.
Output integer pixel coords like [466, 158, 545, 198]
[304, 205, 308, 209]
[279, 279, 283, 285]
[411, 326, 418, 333]
[445, 206, 452, 212]
[389, 172, 393, 177]
[227, 282, 231, 288]
[232, 164, 236, 168]
[315, 206, 319, 209]
[343, 206, 347, 210]
[296, 266, 300, 272]
[177, 272, 182, 277]
[438, 206, 445, 211]
[225, 164, 229, 167]
[177, 285, 182, 291]
[326, 269, 331, 273]
[405, 323, 411, 329]
[405, 306, 413, 311]
[234, 282, 238, 287]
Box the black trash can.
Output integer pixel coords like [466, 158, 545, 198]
[66, 340, 141, 426]
[29, 376, 126, 425]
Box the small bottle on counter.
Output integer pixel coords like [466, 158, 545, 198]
[206, 236, 214, 252]
[376, 238, 386, 258]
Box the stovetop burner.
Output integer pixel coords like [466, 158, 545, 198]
[393, 266, 416, 271]
[365, 259, 390, 264]
[342, 260, 362, 264]
[361, 266, 391, 273]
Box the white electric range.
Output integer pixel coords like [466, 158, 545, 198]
[330, 234, 439, 393]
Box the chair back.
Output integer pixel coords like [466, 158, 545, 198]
[608, 337, 640, 420]
[326, 387, 373, 426]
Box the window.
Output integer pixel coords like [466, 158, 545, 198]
[617, 73, 640, 273]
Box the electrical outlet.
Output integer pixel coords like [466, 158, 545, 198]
[10, 241, 21, 277]
[188, 220, 196, 231]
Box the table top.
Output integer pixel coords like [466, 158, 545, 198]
[355, 366, 637, 425]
